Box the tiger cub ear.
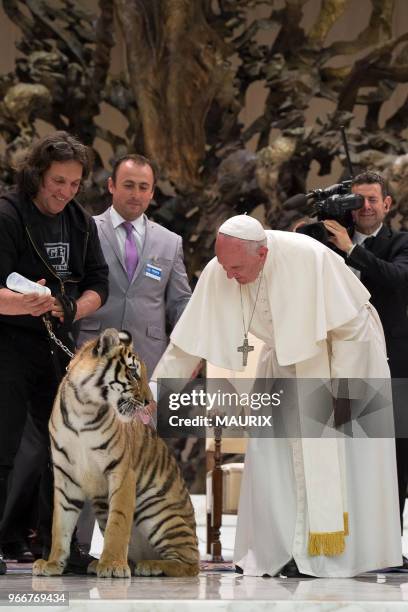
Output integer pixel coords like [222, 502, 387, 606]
[119, 330, 132, 347]
[93, 328, 121, 357]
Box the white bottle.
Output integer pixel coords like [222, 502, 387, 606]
[6, 272, 51, 296]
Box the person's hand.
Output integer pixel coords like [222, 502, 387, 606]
[21, 279, 55, 317]
[291, 219, 309, 232]
[51, 296, 65, 322]
[145, 400, 157, 418]
[321, 220, 353, 253]
[139, 400, 157, 428]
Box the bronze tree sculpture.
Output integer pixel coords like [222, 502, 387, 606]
[0, 0, 408, 278]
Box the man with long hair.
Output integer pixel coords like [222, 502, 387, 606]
[0, 131, 109, 574]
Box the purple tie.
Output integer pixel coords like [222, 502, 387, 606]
[123, 221, 138, 280]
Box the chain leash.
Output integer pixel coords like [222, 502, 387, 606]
[42, 316, 75, 359]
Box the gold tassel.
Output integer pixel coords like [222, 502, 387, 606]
[343, 512, 349, 536]
[308, 513, 349, 556]
[308, 532, 345, 557]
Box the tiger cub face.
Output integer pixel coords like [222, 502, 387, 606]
[69, 328, 152, 422]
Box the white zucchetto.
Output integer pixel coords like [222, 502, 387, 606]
[218, 214, 266, 241]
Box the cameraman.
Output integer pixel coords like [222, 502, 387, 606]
[323, 170, 408, 547]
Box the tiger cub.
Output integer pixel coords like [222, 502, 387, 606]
[33, 328, 199, 578]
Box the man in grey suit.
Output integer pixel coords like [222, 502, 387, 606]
[78, 154, 191, 376]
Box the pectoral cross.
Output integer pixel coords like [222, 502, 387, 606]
[237, 336, 254, 366]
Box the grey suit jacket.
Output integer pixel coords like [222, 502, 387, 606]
[78, 208, 191, 376]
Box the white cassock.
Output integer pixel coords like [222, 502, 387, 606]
[153, 230, 402, 577]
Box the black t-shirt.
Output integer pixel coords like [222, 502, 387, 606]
[30, 203, 72, 279]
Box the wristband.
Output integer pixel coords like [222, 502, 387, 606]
[56, 293, 77, 330]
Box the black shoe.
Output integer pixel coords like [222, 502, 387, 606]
[0, 548, 6, 575]
[378, 556, 408, 573]
[235, 565, 271, 578]
[64, 541, 96, 575]
[2, 541, 35, 563]
[279, 558, 313, 578]
[40, 537, 96, 574]
[26, 529, 43, 560]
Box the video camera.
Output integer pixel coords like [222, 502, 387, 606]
[283, 127, 364, 245]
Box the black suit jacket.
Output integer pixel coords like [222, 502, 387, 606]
[344, 225, 408, 377]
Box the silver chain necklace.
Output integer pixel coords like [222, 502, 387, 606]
[237, 271, 263, 366]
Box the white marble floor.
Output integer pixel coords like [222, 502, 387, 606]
[2, 568, 408, 611]
[1, 496, 408, 612]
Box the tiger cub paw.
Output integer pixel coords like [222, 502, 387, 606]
[134, 560, 164, 577]
[32, 559, 65, 576]
[95, 560, 131, 578]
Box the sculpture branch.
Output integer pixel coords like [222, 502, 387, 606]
[337, 31, 408, 111]
[324, 0, 395, 57]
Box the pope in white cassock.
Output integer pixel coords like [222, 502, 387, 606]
[152, 214, 402, 577]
